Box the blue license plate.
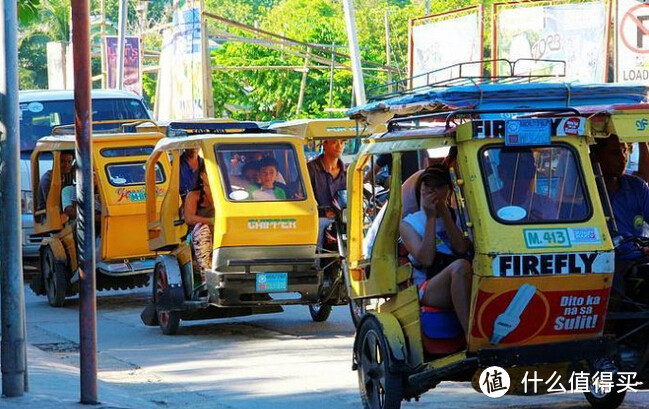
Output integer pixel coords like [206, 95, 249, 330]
[255, 272, 288, 293]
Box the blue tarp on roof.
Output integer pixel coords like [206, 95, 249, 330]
[348, 82, 649, 122]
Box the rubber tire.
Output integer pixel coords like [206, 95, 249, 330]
[584, 387, 627, 409]
[350, 299, 368, 328]
[309, 303, 332, 322]
[42, 247, 67, 308]
[154, 263, 180, 335]
[357, 317, 404, 409]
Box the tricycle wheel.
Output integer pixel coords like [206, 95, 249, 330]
[309, 303, 332, 322]
[350, 299, 368, 328]
[584, 384, 626, 409]
[154, 263, 180, 335]
[42, 247, 67, 308]
[357, 317, 403, 409]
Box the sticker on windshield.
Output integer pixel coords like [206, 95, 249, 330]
[27, 102, 44, 113]
[497, 206, 527, 221]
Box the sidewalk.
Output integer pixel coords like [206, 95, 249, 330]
[0, 344, 157, 409]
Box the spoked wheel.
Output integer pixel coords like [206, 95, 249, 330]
[154, 263, 180, 335]
[309, 302, 332, 322]
[584, 379, 627, 409]
[41, 246, 67, 307]
[357, 317, 403, 409]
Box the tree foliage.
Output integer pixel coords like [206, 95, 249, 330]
[19, 0, 528, 119]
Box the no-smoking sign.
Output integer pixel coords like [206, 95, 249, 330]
[620, 3, 649, 53]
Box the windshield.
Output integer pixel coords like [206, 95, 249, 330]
[215, 143, 305, 202]
[106, 162, 165, 187]
[19, 98, 150, 151]
[480, 145, 590, 224]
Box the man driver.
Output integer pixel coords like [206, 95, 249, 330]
[590, 135, 649, 260]
[38, 150, 75, 219]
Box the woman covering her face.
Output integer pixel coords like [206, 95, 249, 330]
[399, 165, 473, 336]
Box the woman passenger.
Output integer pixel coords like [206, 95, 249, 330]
[184, 167, 215, 273]
[399, 165, 473, 335]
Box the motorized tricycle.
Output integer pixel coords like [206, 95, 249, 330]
[140, 121, 351, 334]
[29, 125, 171, 307]
[344, 80, 649, 408]
[270, 118, 387, 324]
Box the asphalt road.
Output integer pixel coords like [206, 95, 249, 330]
[13, 285, 649, 409]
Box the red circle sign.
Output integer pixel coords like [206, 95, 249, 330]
[621, 4, 649, 54]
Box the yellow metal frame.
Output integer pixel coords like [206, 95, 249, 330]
[31, 132, 170, 262]
[146, 133, 319, 252]
[347, 110, 642, 370]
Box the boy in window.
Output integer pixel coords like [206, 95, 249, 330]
[246, 157, 286, 200]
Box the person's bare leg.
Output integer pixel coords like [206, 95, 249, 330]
[422, 259, 472, 334]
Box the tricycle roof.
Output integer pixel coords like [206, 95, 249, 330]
[349, 82, 649, 125]
[269, 118, 384, 139]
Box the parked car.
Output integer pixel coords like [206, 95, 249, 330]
[19, 89, 151, 264]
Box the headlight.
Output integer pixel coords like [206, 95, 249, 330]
[21, 190, 33, 214]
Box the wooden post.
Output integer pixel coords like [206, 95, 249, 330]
[385, 11, 392, 93]
[296, 46, 310, 115]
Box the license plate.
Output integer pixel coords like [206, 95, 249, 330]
[255, 272, 288, 293]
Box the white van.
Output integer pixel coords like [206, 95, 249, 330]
[20, 89, 152, 262]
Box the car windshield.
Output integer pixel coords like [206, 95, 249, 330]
[480, 145, 590, 224]
[106, 162, 164, 186]
[215, 143, 305, 202]
[19, 98, 150, 151]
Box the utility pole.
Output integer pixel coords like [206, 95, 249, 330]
[116, 0, 128, 89]
[0, 0, 27, 397]
[342, 0, 366, 106]
[384, 11, 392, 93]
[296, 47, 310, 115]
[71, 0, 98, 403]
[426, 0, 430, 16]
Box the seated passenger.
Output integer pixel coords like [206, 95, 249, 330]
[179, 148, 204, 203]
[184, 168, 215, 273]
[242, 161, 260, 186]
[38, 150, 75, 216]
[590, 135, 649, 260]
[399, 166, 472, 335]
[246, 157, 287, 200]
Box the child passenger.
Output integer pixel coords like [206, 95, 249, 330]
[246, 157, 287, 200]
[399, 165, 473, 335]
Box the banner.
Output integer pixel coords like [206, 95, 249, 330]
[494, 1, 608, 82]
[156, 0, 211, 120]
[409, 7, 483, 88]
[105, 36, 142, 95]
[617, 0, 649, 82]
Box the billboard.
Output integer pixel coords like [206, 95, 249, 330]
[616, 0, 649, 82]
[105, 36, 142, 95]
[156, 0, 212, 120]
[409, 6, 483, 88]
[493, 1, 608, 82]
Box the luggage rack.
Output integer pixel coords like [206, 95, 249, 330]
[367, 58, 567, 102]
[51, 119, 146, 135]
[166, 120, 276, 137]
[385, 107, 581, 132]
